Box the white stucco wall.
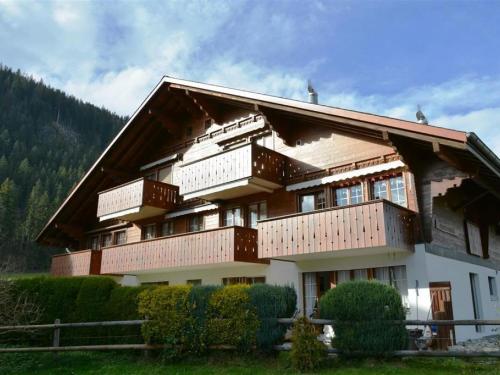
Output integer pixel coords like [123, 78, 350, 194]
[120, 245, 499, 342]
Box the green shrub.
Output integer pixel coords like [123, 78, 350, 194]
[319, 281, 408, 355]
[106, 286, 147, 321]
[138, 285, 192, 350]
[207, 284, 259, 351]
[248, 284, 296, 352]
[13, 276, 86, 323]
[72, 277, 117, 322]
[290, 316, 326, 372]
[105, 285, 149, 344]
[185, 285, 220, 354]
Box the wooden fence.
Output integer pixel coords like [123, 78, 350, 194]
[1, 319, 499, 357]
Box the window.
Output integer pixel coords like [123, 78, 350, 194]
[336, 270, 351, 284]
[114, 230, 127, 245]
[145, 171, 157, 181]
[224, 207, 242, 226]
[222, 277, 265, 286]
[186, 126, 193, 137]
[142, 224, 156, 240]
[158, 166, 172, 184]
[353, 269, 368, 280]
[299, 191, 326, 212]
[488, 277, 498, 301]
[465, 220, 483, 257]
[89, 236, 99, 250]
[142, 281, 169, 286]
[162, 221, 174, 237]
[334, 184, 363, 206]
[187, 279, 202, 286]
[189, 215, 204, 232]
[248, 201, 267, 229]
[371, 175, 407, 207]
[101, 233, 112, 248]
[469, 273, 483, 332]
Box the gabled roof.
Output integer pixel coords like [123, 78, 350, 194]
[37, 76, 500, 245]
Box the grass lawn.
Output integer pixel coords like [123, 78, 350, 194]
[0, 351, 499, 375]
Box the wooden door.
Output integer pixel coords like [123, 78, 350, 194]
[429, 282, 456, 349]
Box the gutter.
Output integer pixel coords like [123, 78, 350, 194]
[466, 132, 500, 179]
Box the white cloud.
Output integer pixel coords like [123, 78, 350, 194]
[0, 1, 498, 156]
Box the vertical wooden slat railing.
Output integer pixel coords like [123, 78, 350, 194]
[99, 226, 260, 274]
[50, 250, 101, 276]
[177, 143, 287, 197]
[257, 200, 415, 258]
[97, 178, 178, 219]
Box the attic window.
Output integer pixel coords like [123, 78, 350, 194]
[296, 139, 303, 146]
[186, 127, 193, 137]
[204, 118, 213, 130]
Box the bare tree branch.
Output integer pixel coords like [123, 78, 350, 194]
[0, 258, 41, 335]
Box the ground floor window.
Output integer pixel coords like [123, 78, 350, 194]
[469, 273, 483, 332]
[222, 276, 265, 286]
[303, 265, 409, 317]
[187, 279, 202, 286]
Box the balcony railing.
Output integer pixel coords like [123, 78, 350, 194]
[100, 226, 261, 275]
[97, 178, 178, 221]
[175, 143, 287, 200]
[50, 250, 102, 276]
[257, 200, 415, 259]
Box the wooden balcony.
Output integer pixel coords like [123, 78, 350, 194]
[176, 143, 287, 200]
[97, 178, 178, 222]
[258, 200, 415, 260]
[100, 226, 261, 275]
[50, 250, 101, 276]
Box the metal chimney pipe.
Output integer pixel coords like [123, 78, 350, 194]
[307, 80, 318, 104]
[309, 91, 318, 104]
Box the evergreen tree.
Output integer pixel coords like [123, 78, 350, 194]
[0, 65, 125, 271]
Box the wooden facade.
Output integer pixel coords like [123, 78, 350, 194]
[42, 77, 499, 278]
[99, 226, 260, 275]
[97, 177, 178, 221]
[258, 200, 415, 259]
[176, 143, 287, 200]
[51, 250, 101, 276]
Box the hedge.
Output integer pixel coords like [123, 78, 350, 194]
[11, 276, 145, 345]
[319, 281, 408, 355]
[207, 285, 259, 351]
[248, 284, 296, 352]
[138, 283, 297, 354]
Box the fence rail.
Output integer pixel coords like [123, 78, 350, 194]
[277, 318, 500, 326]
[1, 318, 500, 356]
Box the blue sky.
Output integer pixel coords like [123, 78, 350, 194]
[1, 0, 500, 153]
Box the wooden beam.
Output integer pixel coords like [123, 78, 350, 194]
[184, 90, 225, 123]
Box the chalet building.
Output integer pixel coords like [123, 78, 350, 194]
[38, 77, 500, 343]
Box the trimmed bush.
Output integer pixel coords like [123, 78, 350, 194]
[138, 285, 192, 349]
[13, 276, 86, 323]
[248, 284, 297, 352]
[72, 277, 117, 322]
[319, 281, 408, 355]
[185, 285, 220, 354]
[290, 316, 326, 372]
[207, 285, 259, 351]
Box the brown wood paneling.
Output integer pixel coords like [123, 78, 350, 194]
[97, 178, 178, 218]
[99, 226, 261, 274]
[257, 200, 415, 258]
[50, 250, 101, 276]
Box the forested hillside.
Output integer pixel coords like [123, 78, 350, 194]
[0, 66, 125, 271]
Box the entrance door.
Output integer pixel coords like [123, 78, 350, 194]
[429, 282, 456, 349]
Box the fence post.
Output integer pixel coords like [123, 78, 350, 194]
[52, 319, 60, 356]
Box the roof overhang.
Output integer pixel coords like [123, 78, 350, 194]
[36, 76, 500, 245]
